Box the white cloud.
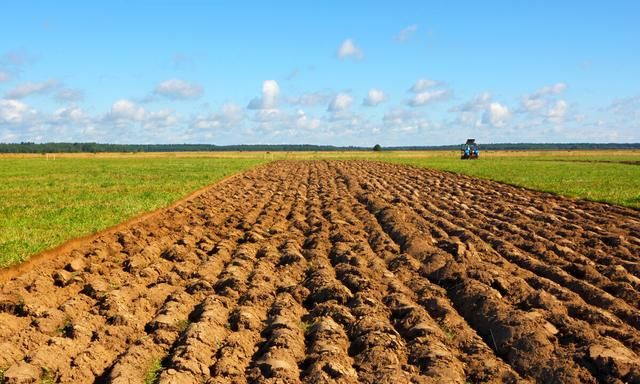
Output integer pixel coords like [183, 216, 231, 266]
[407, 89, 450, 107]
[409, 79, 439, 93]
[382, 108, 430, 134]
[450, 92, 493, 127]
[453, 91, 492, 112]
[363, 88, 387, 106]
[328, 93, 353, 112]
[292, 109, 322, 131]
[482, 102, 510, 127]
[521, 82, 567, 112]
[220, 103, 244, 123]
[546, 99, 568, 123]
[5, 79, 59, 99]
[337, 39, 363, 60]
[52, 105, 85, 123]
[192, 103, 244, 129]
[107, 99, 145, 122]
[0, 99, 35, 124]
[535, 82, 567, 97]
[154, 79, 203, 100]
[521, 97, 546, 112]
[143, 109, 180, 130]
[247, 80, 280, 110]
[395, 25, 418, 43]
[252, 109, 370, 141]
[253, 109, 285, 123]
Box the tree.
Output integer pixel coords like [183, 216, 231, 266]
[373, 144, 382, 152]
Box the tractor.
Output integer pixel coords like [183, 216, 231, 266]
[460, 138, 479, 159]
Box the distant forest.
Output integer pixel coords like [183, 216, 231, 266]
[0, 142, 639, 153]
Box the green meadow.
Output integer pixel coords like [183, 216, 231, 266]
[0, 155, 264, 267]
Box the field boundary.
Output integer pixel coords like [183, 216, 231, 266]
[0, 164, 266, 282]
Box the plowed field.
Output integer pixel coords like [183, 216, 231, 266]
[1, 161, 640, 383]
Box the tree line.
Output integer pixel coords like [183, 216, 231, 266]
[0, 142, 638, 153]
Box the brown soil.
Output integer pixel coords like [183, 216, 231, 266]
[1, 160, 639, 383]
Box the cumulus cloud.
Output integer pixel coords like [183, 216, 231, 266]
[383, 108, 430, 134]
[337, 39, 363, 60]
[247, 80, 280, 110]
[482, 102, 510, 127]
[250, 108, 373, 142]
[395, 25, 418, 43]
[143, 109, 180, 130]
[252, 109, 286, 123]
[5, 79, 59, 99]
[0, 99, 35, 124]
[154, 79, 203, 100]
[106, 99, 145, 122]
[0, 97, 188, 143]
[292, 109, 322, 131]
[192, 103, 245, 129]
[88, 99, 186, 142]
[328, 93, 353, 112]
[521, 96, 546, 112]
[363, 88, 387, 107]
[452, 92, 515, 130]
[52, 105, 85, 124]
[409, 79, 439, 93]
[546, 99, 568, 123]
[535, 82, 567, 97]
[407, 89, 450, 107]
[327, 93, 354, 121]
[453, 92, 492, 113]
[521, 82, 567, 112]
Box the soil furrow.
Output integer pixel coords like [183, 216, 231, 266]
[331, 162, 528, 383]
[348, 160, 640, 383]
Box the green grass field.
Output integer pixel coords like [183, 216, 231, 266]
[1, 150, 639, 268]
[0, 156, 264, 267]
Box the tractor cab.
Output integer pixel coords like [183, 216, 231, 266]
[461, 139, 479, 159]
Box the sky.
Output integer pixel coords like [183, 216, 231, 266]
[0, 1, 639, 146]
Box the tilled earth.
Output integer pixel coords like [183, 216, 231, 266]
[1, 160, 640, 384]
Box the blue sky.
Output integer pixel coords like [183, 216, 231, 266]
[0, 1, 638, 145]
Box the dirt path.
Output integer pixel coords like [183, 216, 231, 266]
[1, 161, 639, 383]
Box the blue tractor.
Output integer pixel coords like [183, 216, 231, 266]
[461, 138, 479, 159]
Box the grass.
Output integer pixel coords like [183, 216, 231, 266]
[175, 318, 191, 333]
[1, 149, 638, 269]
[0, 156, 264, 267]
[40, 367, 56, 384]
[143, 358, 163, 384]
[300, 320, 314, 335]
